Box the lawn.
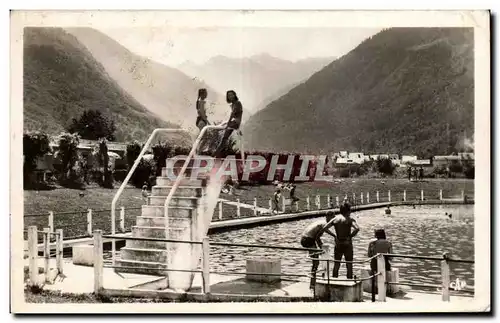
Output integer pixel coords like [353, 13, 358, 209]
[24, 288, 173, 303]
[23, 178, 474, 239]
[221, 178, 474, 209]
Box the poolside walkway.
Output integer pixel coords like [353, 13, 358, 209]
[25, 259, 475, 306]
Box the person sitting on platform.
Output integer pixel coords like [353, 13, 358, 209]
[367, 229, 393, 275]
[300, 218, 338, 290]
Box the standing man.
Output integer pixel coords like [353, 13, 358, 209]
[289, 183, 299, 211]
[330, 199, 360, 279]
[215, 90, 243, 158]
[419, 166, 424, 181]
[407, 166, 412, 181]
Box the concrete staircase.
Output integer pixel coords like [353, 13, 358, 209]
[116, 158, 211, 290]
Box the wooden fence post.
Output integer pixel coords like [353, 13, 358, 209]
[440, 189, 443, 201]
[421, 189, 424, 201]
[282, 196, 286, 213]
[236, 199, 241, 217]
[441, 254, 450, 302]
[43, 227, 50, 283]
[327, 195, 331, 207]
[316, 195, 321, 210]
[461, 190, 465, 201]
[218, 201, 223, 220]
[87, 209, 93, 236]
[376, 191, 380, 203]
[403, 190, 407, 202]
[28, 226, 38, 286]
[120, 206, 125, 232]
[93, 230, 103, 295]
[388, 191, 391, 202]
[202, 237, 211, 294]
[336, 196, 340, 207]
[353, 193, 356, 204]
[306, 196, 311, 210]
[367, 192, 370, 204]
[253, 198, 257, 216]
[56, 229, 63, 275]
[269, 198, 273, 213]
[377, 254, 386, 302]
[48, 211, 54, 233]
[360, 192, 364, 204]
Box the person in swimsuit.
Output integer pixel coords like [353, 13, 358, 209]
[330, 200, 360, 279]
[215, 90, 243, 158]
[272, 188, 281, 214]
[196, 89, 210, 131]
[300, 217, 338, 289]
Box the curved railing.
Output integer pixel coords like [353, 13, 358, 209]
[110, 128, 191, 265]
[163, 125, 244, 221]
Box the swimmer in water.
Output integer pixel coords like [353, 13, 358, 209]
[385, 206, 392, 215]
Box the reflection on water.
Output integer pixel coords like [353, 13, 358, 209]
[210, 205, 474, 288]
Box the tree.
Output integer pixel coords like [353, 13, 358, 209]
[96, 138, 113, 188]
[68, 109, 116, 141]
[57, 132, 81, 186]
[23, 131, 51, 186]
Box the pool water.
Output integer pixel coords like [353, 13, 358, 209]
[209, 205, 474, 289]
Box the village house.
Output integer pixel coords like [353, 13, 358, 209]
[30, 138, 129, 179]
[401, 155, 418, 164]
[433, 153, 474, 168]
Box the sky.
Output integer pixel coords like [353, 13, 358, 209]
[98, 27, 382, 66]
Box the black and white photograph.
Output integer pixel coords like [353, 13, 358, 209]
[9, 10, 490, 314]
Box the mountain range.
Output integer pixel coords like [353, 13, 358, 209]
[242, 27, 474, 157]
[66, 28, 229, 128]
[23, 27, 189, 144]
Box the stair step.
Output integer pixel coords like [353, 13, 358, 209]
[152, 186, 204, 198]
[121, 247, 169, 263]
[116, 259, 167, 276]
[141, 205, 196, 218]
[132, 226, 190, 239]
[155, 177, 207, 187]
[136, 216, 190, 228]
[148, 196, 201, 207]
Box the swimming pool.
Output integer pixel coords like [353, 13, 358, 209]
[209, 204, 474, 289]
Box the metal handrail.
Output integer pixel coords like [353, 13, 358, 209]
[162, 124, 244, 270]
[110, 128, 190, 265]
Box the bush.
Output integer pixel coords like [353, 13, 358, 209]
[23, 131, 51, 188]
[130, 158, 155, 188]
[463, 163, 474, 179]
[126, 141, 142, 169]
[113, 169, 128, 182]
[376, 158, 396, 176]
